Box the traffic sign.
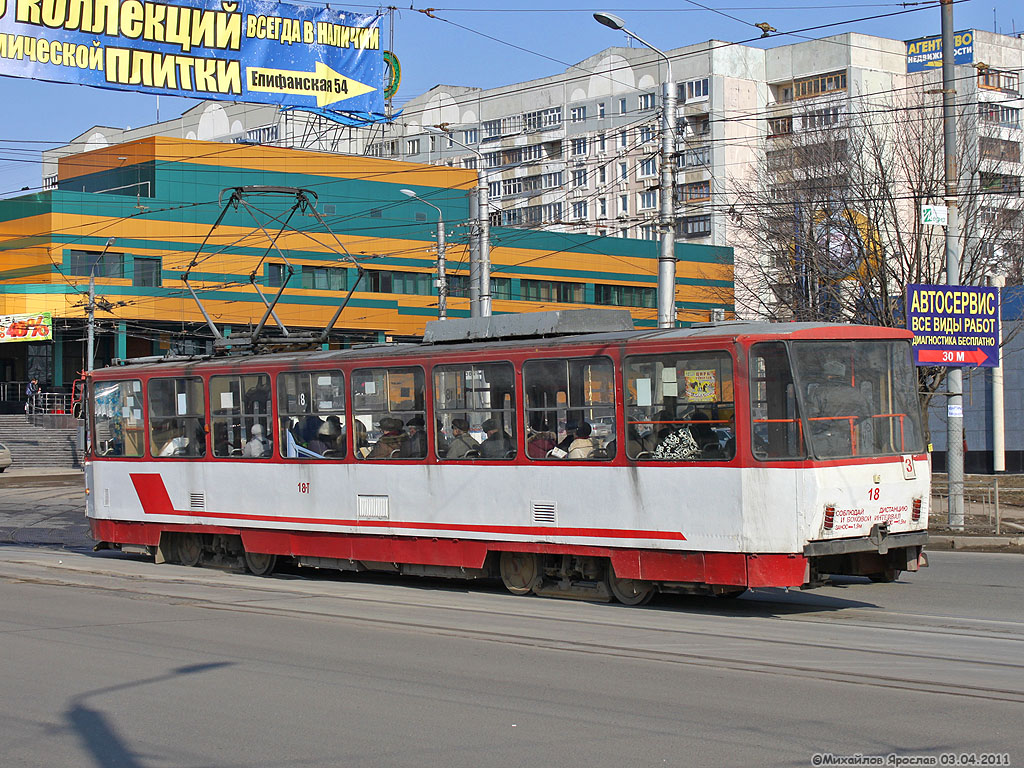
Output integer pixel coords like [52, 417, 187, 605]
[906, 284, 999, 367]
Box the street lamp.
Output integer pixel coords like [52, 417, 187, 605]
[595, 12, 678, 329]
[425, 126, 491, 318]
[87, 236, 116, 373]
[401, 189, 448, 320]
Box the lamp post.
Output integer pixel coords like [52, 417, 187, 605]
[87, 237, 116, 373]
[401, 189, 448, 319]
[426, 126, 491, 318]
[595, 12, 677, 329]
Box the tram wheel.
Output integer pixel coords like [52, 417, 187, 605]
[499, 551, 539, 595]
[176, 534, 203, 567]
[244, 551, 277, 577]
[606, 568, 655, 606]
[869, 568, 901, 583]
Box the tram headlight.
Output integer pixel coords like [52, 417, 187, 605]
[823, 504, 836, 531]
[912, 497, 922, 522]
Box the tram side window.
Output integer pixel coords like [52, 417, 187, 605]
[148, 377, 207, 458]
[351, 367, 426, 460]
[749, 342, 805, 460]
[523, 357, 616, 460]
[210, 373, 272, 458]
[434, 362, 516, 460]
[92, 379, 145, 457]
[278, 370, 346, 460]
[624, 352, 735, 461]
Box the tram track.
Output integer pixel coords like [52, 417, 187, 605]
[1, 549, 1022, 705]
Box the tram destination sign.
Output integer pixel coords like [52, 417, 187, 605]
[906, 284, 999, 367]
[0, 0, 383, 110]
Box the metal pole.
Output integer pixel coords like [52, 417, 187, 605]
[658, 59, 677, 329]
[87, 268, 95, 373]
[941, 0, 964, 530]
[468, 188, 481, 317]
[478, 169, 492, 317]
[989, 274, 1005, 473]
[436, 216, 447, 320]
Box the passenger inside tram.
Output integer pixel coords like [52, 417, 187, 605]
[446, 418, 478, 458]
[369, 417, 406, 458]
[566, 421, 597, 459]
[480, 418, 514, 458]
[402, 416, 428, 458]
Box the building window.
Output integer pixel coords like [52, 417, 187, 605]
[502, 177, 524, 197]
[619, 162, 628, 181]
[619, 129, 628, 148]
[638, 93, 655, 110]
[462, 157, 478, 170]
[69, 249, 124, 278]
[598, 132, 606, 152]
[570, 105, 587, 122]
[594, 284, 656, 308]
[639, 157, 657, 177]
[572, 201, 589, 219]
[679, 77, 710, 103]
[639, 126, 657, 144]
[482, 119, 502, 139]
[768, 116, 793, 137]
[640, 224, 658, 241]
[406, 138, 420, 155]
[978, 68, 1019, 93]
[429, 135, 437, 152]
[598, 102, 606, 118]
[598, 198, 607, 217]
[678, 214, 712, 238]
[572, 168, 587, 188]
[132, 257, 161, 287]
[688, 115, 710, 136]
[639, 190, 657, 210]
[793, 70, 847, 99]
[979, 103, 1020, 128]
[365, 271, 433, 295]
[979, 137, 1021, 163]
[571, 137, 588, 155]
[979, 173, 1021, 194]
[803, 106, 841, 130]
[598, 165, 607, 184]
[678, 146, 710, 168]
[521, 279, 585, 303]
[620, 195, 628, 214]
[449, 275, 511, 300]
[463, 128, 478, 144]
[301, 265, 348, 291]
[619, 98, 628, 114]
[542, 171, 563, 188]
[682, 180, 711, 202]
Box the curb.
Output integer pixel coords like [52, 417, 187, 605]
[0, 472, 84, 489]
[927, 534, 1024, 550]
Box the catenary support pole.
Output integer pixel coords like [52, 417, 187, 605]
[990, 274, 1005, 473]
[941, 0, 964, 529]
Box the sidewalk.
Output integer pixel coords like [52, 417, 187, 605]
[0, 467, 84, 489]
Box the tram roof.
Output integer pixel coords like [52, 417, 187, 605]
[99, 316, 911, 375]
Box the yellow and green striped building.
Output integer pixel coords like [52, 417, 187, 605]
[0, 137, 733, 387]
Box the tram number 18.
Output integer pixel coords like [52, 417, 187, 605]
[297, 482, 310, 494]
[868, 487, 880, 501]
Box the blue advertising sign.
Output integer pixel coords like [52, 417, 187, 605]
[906, 284, 999, 367]
[0, 0, 383, 111]
[905, 30, 974, 73]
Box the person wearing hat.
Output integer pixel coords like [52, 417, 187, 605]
[402, 415, 427, 458]
[446, 418, 478, 458]
[369, 416, 406, 458]
[480, 417, 514, 459]
[526, 415, 556, 458]
[807, 359, 870, 456]
[242, 423, 270, 458]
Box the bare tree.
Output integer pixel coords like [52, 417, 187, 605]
[728, 89, 1017, 427]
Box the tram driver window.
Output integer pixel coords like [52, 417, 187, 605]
[148, 377, 207, 458]
[277, 370, 346, 460]
[523, 357, 616, 460]
[624, 352, 734, 461]
[210, 373, 272, 458]
[749, 342, 805, 460]
[351, 367, 426, 460]
[91, 379, 145, 457]
[433, 362, 516, 460]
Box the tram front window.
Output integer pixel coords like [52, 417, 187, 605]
[791, 340, 925, 459]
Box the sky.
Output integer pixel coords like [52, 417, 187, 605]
[0, 0, 1020, 197]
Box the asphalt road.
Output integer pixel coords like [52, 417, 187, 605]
[1, 486, 1022, 767]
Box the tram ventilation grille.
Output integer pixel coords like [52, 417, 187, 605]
[532, 501, 557, 525]
[190, 493, 206, 511]
[358, 495, 390, 520]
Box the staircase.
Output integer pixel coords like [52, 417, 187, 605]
[0, 414, 83, 470]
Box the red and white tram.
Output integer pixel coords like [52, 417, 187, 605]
[85, 311, 929, 604]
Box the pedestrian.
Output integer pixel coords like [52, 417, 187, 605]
[25, 377, 40, 414]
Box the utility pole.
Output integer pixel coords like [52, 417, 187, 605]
[400, 190, 447, 319]
[940, 0, 964, 529]
[87, 237, 116, 374]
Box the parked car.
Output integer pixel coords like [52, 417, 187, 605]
[0, 442, 11, 472]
